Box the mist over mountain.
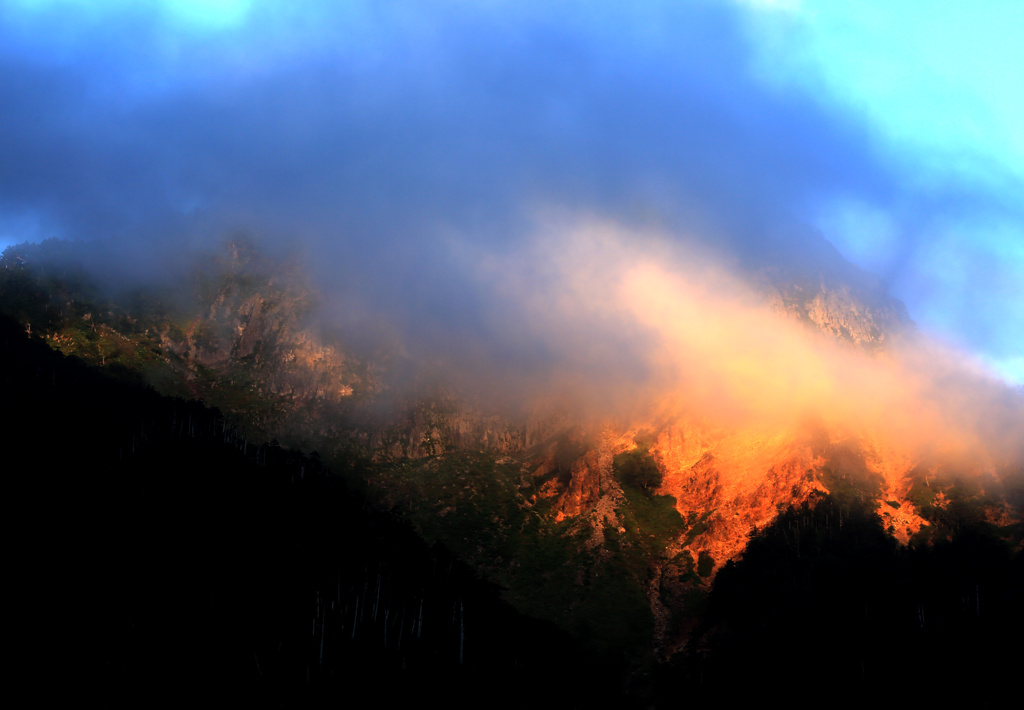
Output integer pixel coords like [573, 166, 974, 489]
[3, 1, 1021, 383]
[4, 234, 1023, 704]
[2, 1, 1022, 704]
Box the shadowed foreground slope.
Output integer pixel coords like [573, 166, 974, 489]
[3, 314, 629, 707]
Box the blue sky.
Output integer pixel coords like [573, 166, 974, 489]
[1, 0, 1021, 383]
[738, 0, 1024, 383]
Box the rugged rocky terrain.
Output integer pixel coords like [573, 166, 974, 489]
[4, 237, 1021, 685]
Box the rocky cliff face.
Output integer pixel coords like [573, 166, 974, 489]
[153, 242, 370, 439]
[768, 280, 909, 349]
[653, 422, 824, 573]
[533, 271, 910, 562]
[5, 237, 1020, 664]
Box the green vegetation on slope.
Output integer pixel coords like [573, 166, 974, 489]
[372, 451, 656, 659]
[1, 239, 370, 442]
[613, 446, 663, 492]
[906, 466, 1024, 549]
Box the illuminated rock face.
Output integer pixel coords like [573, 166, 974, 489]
[515, 273, 1014, 602]
[528, 278, 900, 577]
[654, 423, 825, 574]
[555, 448, 605, 519]
[534, 419, 823, 577]
[769, 281, 908, 350]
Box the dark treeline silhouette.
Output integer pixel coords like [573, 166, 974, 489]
[2, 314, 631, 707]
[662, 492, 1024, 706]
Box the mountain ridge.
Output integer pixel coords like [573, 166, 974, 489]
[3, 236, 1021, 688]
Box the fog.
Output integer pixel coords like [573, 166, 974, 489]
[1, 1, 1021, 463]
[438, 219, 1023, 466]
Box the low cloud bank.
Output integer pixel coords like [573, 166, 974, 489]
[428, 219, 1024, 466]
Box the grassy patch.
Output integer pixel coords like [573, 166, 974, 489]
[620, 485, 686, 553]
[818, 443, 884, 504]
[613, 447, 662, 492]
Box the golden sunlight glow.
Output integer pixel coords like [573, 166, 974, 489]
[487, 219, 1023, 468]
